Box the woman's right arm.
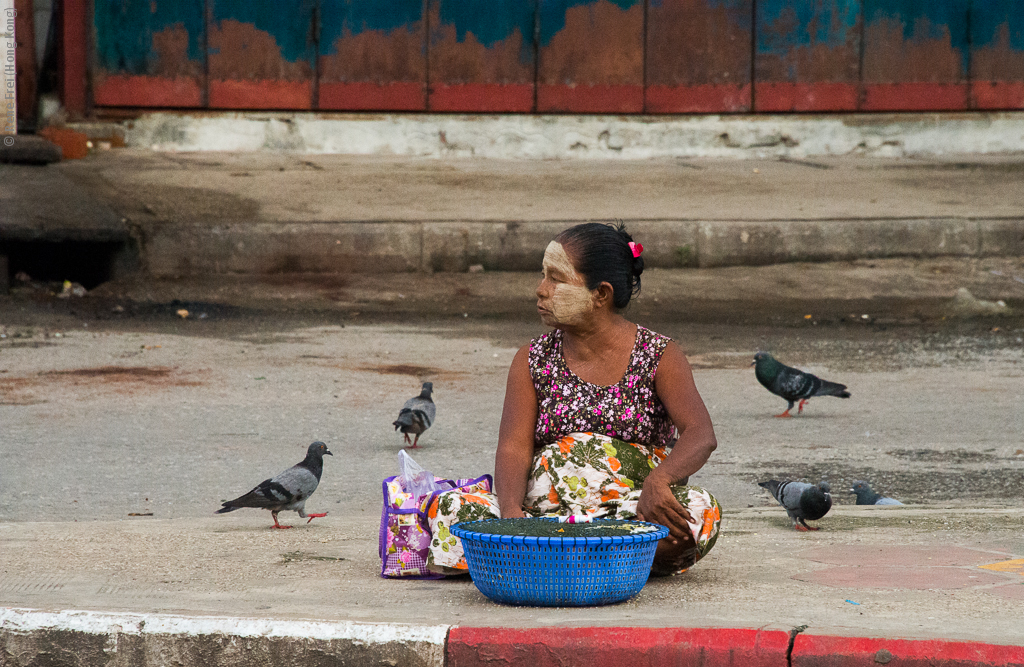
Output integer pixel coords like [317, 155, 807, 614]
[494, 344, 539, 518]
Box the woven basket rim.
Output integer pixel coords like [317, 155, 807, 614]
[451, 517, 668, 547]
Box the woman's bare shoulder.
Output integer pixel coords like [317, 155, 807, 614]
[655, 339, 695, 379]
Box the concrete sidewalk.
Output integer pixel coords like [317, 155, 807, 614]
[2, 147, 1024, 279]
[2, 507, 1023, 666]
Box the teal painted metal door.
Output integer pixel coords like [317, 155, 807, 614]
[84, 0, 1023, 113]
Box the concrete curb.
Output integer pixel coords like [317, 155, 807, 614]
[447, 626, 791, 667]
[792, 633, 1024, 667]
[447, 627, 1024, 667]
[135, 217, 1024, 277]
[114, 112, 1024, 160]
[0, 608, 449, 667]
[5, 609, 1023, 667]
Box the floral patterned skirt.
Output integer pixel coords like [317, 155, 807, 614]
[426, 432, 721, 575]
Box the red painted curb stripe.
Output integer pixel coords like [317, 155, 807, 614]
[793, 634, 1024, 667]
[447, 626, 791, 667]
[448, 627, 1024, 667]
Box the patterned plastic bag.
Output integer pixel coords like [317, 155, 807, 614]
[378, 472, 492, 579]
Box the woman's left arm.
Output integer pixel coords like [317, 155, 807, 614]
[636, 341, 717, 543]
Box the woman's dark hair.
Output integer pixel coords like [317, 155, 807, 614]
[555, 221, 643, 309]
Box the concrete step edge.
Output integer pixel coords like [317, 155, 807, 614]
[0, 607, 449, 667]
[131, 218, 1024, 276]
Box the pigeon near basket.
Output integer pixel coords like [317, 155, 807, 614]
[450, 517, 669, 607]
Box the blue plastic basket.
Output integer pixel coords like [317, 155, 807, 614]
[451, 518, 669, 607]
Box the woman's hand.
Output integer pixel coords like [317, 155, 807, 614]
[636, 471, 694, 547]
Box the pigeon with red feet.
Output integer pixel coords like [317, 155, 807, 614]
[752, 351, 850, 418]
[393, 382, 435, 449]
[216, 441, 332, 529]
[759, 479, 832, 531]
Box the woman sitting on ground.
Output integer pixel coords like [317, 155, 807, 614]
[427, 222, 721, 576]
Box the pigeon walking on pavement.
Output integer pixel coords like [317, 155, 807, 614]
[216, 441, 332, 529]
[759, 479, 833, 531]
[393, 382, 435, 449]
[752, 351, 851, 418]
[850, 480, 903, 505]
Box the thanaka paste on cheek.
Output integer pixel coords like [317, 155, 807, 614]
[542, 241, 595, 326]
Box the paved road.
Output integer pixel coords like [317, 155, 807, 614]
[1, 260, 1023, 644]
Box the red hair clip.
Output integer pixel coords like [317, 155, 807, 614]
[628, 241, 644, 258]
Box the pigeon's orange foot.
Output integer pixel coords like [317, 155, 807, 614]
[404, 444, 420, 449]
[793, 523, 810, 531]
[271, 524, 293, 529]
[306, 512, 328, 523]
[774, 410, 792, 418]
[797, 399, 808, 414]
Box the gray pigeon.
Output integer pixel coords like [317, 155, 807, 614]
[759, 479, 833, 531]
[216, 441, 332, 529]
[393, 382, 435, 449]
[752, 352, 851, 417]
[849, 480, 903, 506]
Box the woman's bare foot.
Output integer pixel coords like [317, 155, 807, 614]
[650, 528, 698, 576]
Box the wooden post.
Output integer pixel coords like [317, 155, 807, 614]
[60, 0, 86, 118]
[14, 0, 34, 124]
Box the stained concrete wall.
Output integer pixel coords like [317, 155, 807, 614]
[121, 112, 1024, 159]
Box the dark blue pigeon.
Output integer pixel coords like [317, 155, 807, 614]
[752, 352, 851, 418]
[850, 480, 903, 506]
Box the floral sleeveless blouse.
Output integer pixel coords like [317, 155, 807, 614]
[529, 325, 678, 451]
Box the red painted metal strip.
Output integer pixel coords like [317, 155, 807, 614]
[755, 82, 859, 112]
[61, 0, 88, 117]
[646, 83, 751, 113]
[447, 626, 791, 667]
[972, 81, 1024, 110]
[209, 80, 312, 110]
[428, 83, 534, 113]
[318, 82, 425, 111]
[862, 83, 969, 111]
[94, 75, 203, 108]
[792, 633, 1024, 667]
[537, 84, 643, 114]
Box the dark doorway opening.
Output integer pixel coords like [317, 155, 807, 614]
[0, 240, 134, 290]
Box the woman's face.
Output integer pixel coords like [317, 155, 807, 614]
[536, 241, 595, 327]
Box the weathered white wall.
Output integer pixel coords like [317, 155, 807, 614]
[122, 112, 1024, 159]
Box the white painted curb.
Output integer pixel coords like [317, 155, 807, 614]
[0, 607, 450, 646]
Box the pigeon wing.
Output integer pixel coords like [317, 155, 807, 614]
[394, 396, 435, 433]
[218, 476, 290, 511]
[273, 464, 320, 503]
[773, 367, 819, 401]
[217, 464, 319, 512]
[779, 481, 814, 517]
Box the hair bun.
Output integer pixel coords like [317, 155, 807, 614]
[631, 254, 645, 278]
